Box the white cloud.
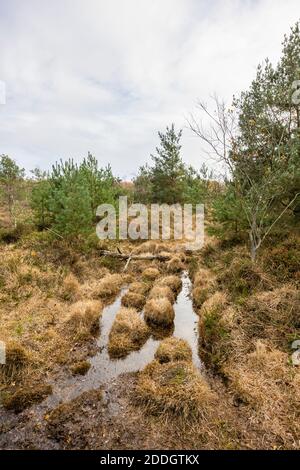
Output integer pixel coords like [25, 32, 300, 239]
[0, 0, 299, 178]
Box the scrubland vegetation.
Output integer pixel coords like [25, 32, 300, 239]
[0, 22, 299, 450]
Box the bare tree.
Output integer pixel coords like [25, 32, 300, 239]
[188, 95, 299, 261]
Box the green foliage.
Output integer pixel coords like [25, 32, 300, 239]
[0, 155, 25, 222]
[150, 124, 186, 204]
[30, 153, 120, 238]
[134, 125, 215, 205]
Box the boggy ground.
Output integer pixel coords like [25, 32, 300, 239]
[0, 231, 299, 449]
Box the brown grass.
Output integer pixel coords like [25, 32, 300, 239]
[108, 307, 150, 358]
[243, 285, 300, 349]
[157, 275, 182, 294]
[128, 281, 150, 296]
[166, 256, 184, 273]
[97, 273, 124, 298]
[0, 341, 29, 383]
[194, 268, 215, 288]
[217, 257, 272, 299]
[121, 291, 146, 310]
[144, 298, 175, 327]
[224, 340, 299, 443]
[148, 285, 175, 304]
[142, 267, 160, 281]
[198, 292, 230, 369]
[60, 273, 81, 301]
[64, 300, 102, 341]
[134, 241, 158, 254]
[155, 337, 192, 364]
[135, 360, 216, 419]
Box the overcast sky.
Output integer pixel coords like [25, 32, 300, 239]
[0, 0, 299, 179]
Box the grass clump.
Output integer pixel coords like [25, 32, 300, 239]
[60, 273, 81, 301]
[166, 256, 184, 273]
[65, 300, 102, 341]
[0, 342, 29, 382]
[108, 307, 150, 359]
[148, 285, 175, 304]
[135, 360, 216, 419]
[97, 273, 124, 298]
[144, 298, 175, 327]
[128, 281, 150, 296]
[199, 292, 230, 369]
[121, 291, 146, 310]
[223, 340, 299, 442]
[155, 337, 192, 364]
[217, 257, 271, 299]
[142, 267, 160, 281]
[242, 286, 300, 350]
[157, 275, 182, 294]
[263, 235, 300, 282]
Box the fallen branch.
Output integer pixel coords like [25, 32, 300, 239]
[99, 250, 171, 261]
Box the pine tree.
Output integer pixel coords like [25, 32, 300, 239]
[150, 124, 186, 204]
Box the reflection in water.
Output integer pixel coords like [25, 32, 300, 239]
[173, 272, 202, 370]
[46, 271, 201, 406]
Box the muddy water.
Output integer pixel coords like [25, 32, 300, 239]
[45, 271, 201, 407]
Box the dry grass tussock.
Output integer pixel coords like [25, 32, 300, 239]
[128, 281, 150, 296]
[142, 267, 160, 281]
[192, 267, 216, 309]
[97, 273, 124, 298]
[144, 297, 175, 327]
[198, 292, 233, 369]
[243, 285, 300, 349]
[166, 256, 184, 273]
[0, 341, 29, 384]
[148, 285, 175, 304]
[224, 340, 299, 444]
[217, 257, 273, 298]
[64, 300, 102, 341]
[60, 273, 81, 301]
[108, 307, 150, 358]
[155, 337, 192, 364]
[156, 275, 182, 294]
[121, 291, 146, 310]
[0, 240, 126, 413]
[135, 359, 216, 420]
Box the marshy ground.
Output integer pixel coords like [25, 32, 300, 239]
[0, 233, 299, 450]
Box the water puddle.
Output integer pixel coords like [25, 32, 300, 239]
[45, 271, 201, 407]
